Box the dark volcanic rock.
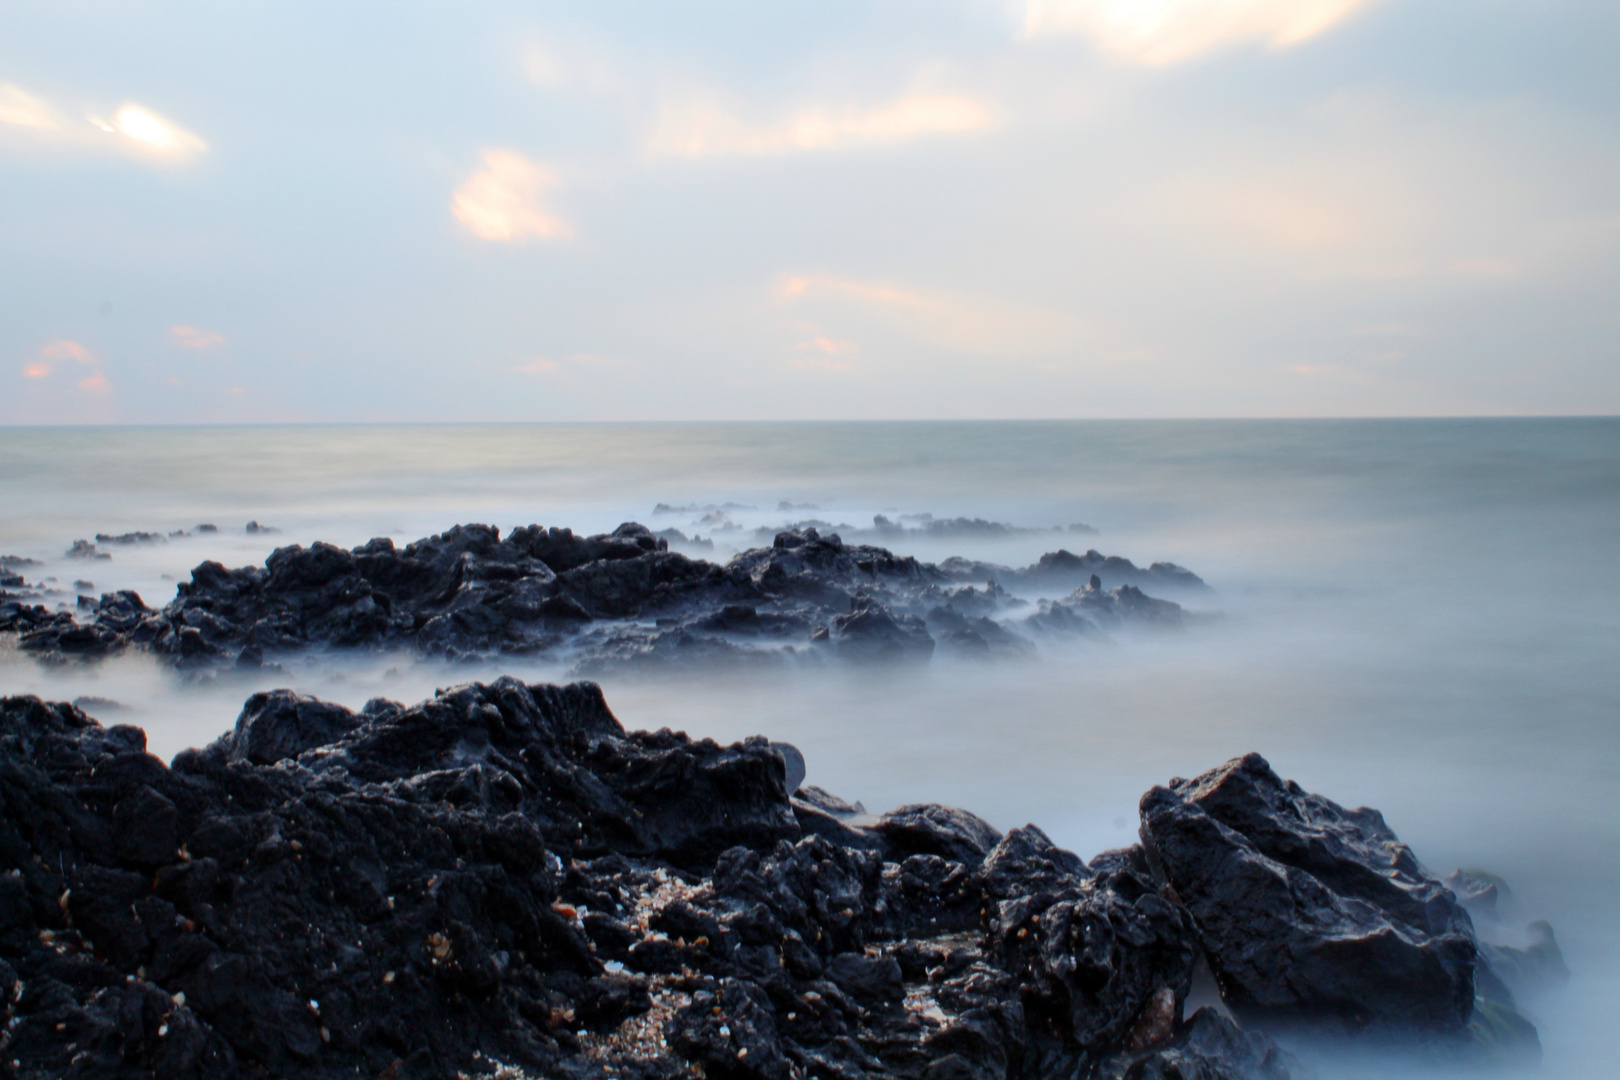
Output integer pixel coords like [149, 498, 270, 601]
[223, 689, 362, 765]
[3, 521, 1199, 674]
[940, 550, 1207, 594]
[872, 804, 1001, 867]
[819, 594, 936, 664]
[1097, 1007, 1298, 1080]
[0, 686, 1355, 1080]
[1139, 753, 1479, 1034]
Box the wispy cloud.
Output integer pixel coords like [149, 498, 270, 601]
[649, 92, 993, 158]
[0, 84, 64, 130]
[795, 336, 857, 355]
[776, 274, 1085, 355]
[170, 324, 226, 349]
[1023, 0, 1373, 66]
[788, 355, 855, 374]
[523, 40, 627, 97]
[511, 353, 636, 376]
[452, 150, 571, 243]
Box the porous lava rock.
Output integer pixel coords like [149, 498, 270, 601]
[0, 690, 1544, 1079]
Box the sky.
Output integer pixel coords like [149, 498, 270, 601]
[1, 0, 1616, 423]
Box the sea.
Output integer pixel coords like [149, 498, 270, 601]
[2, 418, 1616, 1078]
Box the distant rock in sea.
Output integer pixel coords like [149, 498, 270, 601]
[4, 522, 1204, 673]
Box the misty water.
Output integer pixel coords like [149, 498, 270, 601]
[2, 419, 1616, 1078]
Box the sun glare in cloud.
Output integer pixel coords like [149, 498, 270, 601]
[109, 104, 206, 155]
[1023, 0, 1373, 65]
[650, 93, 993, 158]
[452, 151, 571, 243]
[3, 84, 208, 164]
[170, 324, 226, 349]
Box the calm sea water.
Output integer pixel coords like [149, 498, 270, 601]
[2, 419, 1617, 1077]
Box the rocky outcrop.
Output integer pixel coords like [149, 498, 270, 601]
[1139, 754, 1480, 1034]
[6, 523, 1193, 672]
[0, 689, 1552, 1080]
[940, 550, 1207, 594]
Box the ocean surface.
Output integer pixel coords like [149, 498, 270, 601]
[2, 418, 1616, 1078]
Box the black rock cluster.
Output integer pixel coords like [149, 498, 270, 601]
[3, 523, 1197, 672]
[0, 683, 1558, 1080]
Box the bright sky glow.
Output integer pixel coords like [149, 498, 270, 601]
[0, 1, 1615, 422]
[1024, 0, 1375, 65]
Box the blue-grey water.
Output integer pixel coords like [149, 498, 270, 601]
[1, 418, 1616, 1078]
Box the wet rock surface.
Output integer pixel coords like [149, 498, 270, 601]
[2, 523, 1197, 672]
[1139, 754, 1487, 1037]
[0, 687, 1552, 1079]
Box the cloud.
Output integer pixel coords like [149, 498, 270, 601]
[96, 103, 208, 161]
[21, 340, 109, 392]
[795, 337, 857, 355]
[1022, 0, 1373, 65]
[2, 84, 208, 164]
[776, 274, 1086, 354]
[0, 84, 63, 130]
[452, 150, 571, 243]
[523, 40, 626, 96]
[788, 356, 855, 374]
[649, 92, 993, 158]
[170, 324, 226, 349]
[39, 339, 98, 365]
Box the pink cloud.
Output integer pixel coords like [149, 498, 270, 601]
[39, 339, 97, 364]
[453, 151, 571, 243]
[22, 362, 51, 378]
[77, 374, 109, 392]
[795, 336, 858, 355]
[171, 324, 226, 349]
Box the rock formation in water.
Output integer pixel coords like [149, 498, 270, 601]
[0, 685, 1550, 1080]
[2, 524, 1199, 672]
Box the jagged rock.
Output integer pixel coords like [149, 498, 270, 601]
[983, 827, 1199, 1055]
[65, 538, 112, 560]
[820, 594, 936, 663]
[4, 522, 1197, 675]
[1139, 753, 1480, 1033]
[1097, 1007, 1298, 1080]
[96, 531, 167, 545]
[3, 689, 1524, 1080]
[223, 689, 362, 765]
[872, 804, 1001, 867]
